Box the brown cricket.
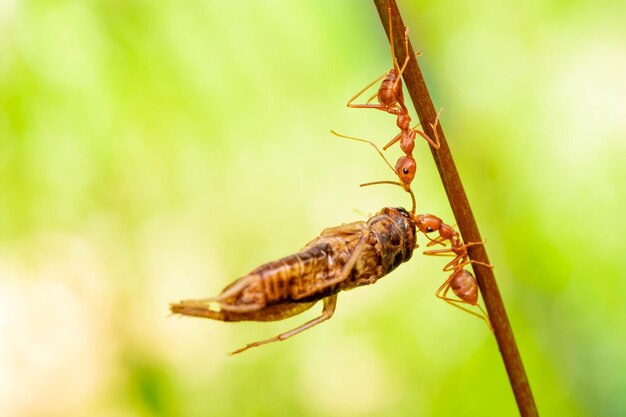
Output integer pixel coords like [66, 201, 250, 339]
[170, 206, 417, 354]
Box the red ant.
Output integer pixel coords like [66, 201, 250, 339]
[342, 0, 442, 190]
[338, 174, 493, 328]
[414, 213, 493, 329]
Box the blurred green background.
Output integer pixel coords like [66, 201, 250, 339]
[2, 0, 625, 416]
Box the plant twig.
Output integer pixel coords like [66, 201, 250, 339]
[371, 1, 538, 416]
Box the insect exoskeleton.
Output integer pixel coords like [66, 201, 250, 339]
[170, 207, 417, 354]
[448, 268, 478, 304]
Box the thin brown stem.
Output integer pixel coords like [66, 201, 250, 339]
[371, 1, 538, 416]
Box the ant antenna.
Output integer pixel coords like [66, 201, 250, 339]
[360, 180, 416, 215]
[330, 130, 397, 175]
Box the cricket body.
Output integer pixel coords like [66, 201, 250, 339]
[170, 207, 416, 354]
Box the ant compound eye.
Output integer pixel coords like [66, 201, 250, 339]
[427, 227, 433, 232]
[403, 167, 409, 175]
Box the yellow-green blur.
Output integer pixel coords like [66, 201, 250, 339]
[1, 1, 625, 416]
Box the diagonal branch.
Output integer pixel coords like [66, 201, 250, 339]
[371, 1, 539, 416]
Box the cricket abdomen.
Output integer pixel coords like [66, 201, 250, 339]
[252, 242, 333, 304]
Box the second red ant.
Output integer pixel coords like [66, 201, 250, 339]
[337, 0, 442, 192]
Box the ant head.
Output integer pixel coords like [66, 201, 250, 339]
[414, 214, 442, 234]
[395, 156, 415, 188]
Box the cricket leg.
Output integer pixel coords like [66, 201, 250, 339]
[313, 225, 371, 290]
[230, 294, 338, 355]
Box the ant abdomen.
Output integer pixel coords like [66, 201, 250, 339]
[450, 269, 478, 304]
[378, 70, 402, 108]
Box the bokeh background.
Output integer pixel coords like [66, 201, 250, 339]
[2, 0, 625, 416]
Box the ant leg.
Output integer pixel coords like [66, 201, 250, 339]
[441, 255, 492, 273]
[461, 241, 487, 249]
[475, 303, 493, 331]
[423, 250, 463, 273]
[412, 108, 444, 150]
[382, 131, 403, 151]
[435, 280, 492, 328]
[435, 274, 454, 297]
[391, 28, 411, 92]
[387, 0, 399, 72]
[422, 230, 457, 251]
[425, 241, 492, 271]
[229, 294, 338, 355]
[429, 107, 444, 149]
[454, 241, 493, 269]
[365, 90, 379, 105]
[454, 259, 494, 270]
[442, 257, 465, 273]
[414, 128, 439, 150]
[425, 235, 448, 247]
[426, 239, 447, 248]
[422, 247, 456, 256]
[385, 0, 420, 79]
[421, 248, 464, 273]
[347, 71, 388, 109]
[440, 297, 492, 330]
